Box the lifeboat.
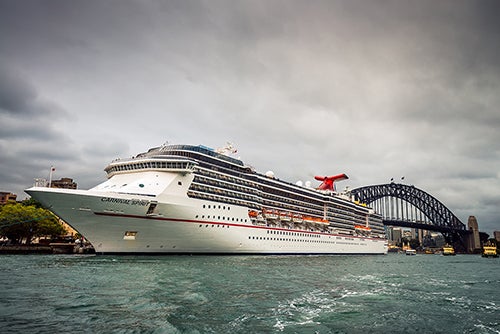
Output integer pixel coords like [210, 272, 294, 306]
[262, 209, 279, 220]
[279, 212, 292, 221]
[248, 210, 258, 218]
[292, 214, 303, 223]
[303, 216, 315, 224]
[315, 218, 330, 225]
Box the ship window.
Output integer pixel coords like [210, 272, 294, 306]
[139, 184, 144, 188]
[146, 203, 157, 215]
[123, 231, 138, 240]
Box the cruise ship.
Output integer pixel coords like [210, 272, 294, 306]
[26, 144, 388, 255]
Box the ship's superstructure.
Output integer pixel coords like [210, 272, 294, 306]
[26, 144, 387, 254]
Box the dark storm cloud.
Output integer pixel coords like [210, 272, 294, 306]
[0, 0, 498, 234]
[0, 67, 38, 116]
[0, 66, 69, 119]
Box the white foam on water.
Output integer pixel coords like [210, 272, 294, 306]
[473, 323, 500, 334]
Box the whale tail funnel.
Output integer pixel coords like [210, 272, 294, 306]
[314, 174, 349, 191]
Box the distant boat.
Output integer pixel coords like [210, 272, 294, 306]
[405, 249, 416, 256]
[402, 241, 416, 255]
[482, 242, 498, 258]
[442, 244, 456, 256]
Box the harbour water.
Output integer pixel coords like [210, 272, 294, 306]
[0, 254, 498, 333]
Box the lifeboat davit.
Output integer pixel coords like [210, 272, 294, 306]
[314, 174, 349, 191]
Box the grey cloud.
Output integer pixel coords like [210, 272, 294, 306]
[0, 67, 37, 115]
[0, 0, 499, 235]
[0, 65, 69, 121]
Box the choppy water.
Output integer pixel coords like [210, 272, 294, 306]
[0, 254, 498, 333]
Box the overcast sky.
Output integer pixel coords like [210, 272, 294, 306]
[1, 0, 499, 236]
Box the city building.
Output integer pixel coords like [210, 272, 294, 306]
[50, 178, 77, 189]
[387, 227, 402, 245]
[0, 192, 17, 205]
[494, 231, 500, 243]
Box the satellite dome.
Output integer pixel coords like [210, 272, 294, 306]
[296, 180, 303, 187]
[265, 171, 275, 178]
[305, 181, 312, 188]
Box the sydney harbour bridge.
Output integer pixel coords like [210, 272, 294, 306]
[349, 182, 474, 253]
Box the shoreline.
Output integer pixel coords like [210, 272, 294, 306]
[0, 244, 95, 254]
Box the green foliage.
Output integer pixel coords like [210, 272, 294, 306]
[21, 197, 44, 208]
[0, 202, 66, 244]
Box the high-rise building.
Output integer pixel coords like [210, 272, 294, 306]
[388, 227, 402, 245]
[494, 231, 500, 243]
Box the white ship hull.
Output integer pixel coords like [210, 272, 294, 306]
[26, 187, 387, 255]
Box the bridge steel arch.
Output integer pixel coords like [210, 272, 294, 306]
[349, 183, 466, 233]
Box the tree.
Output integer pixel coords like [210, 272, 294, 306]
[0, 202, 66, 244]
[21, 197, 44, 208]
[409, 238, 420, 250]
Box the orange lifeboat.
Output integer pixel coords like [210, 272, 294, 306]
[248, 210, 258, 218]
[312, 218, 329, 225]
[303, 216, 317, 224]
